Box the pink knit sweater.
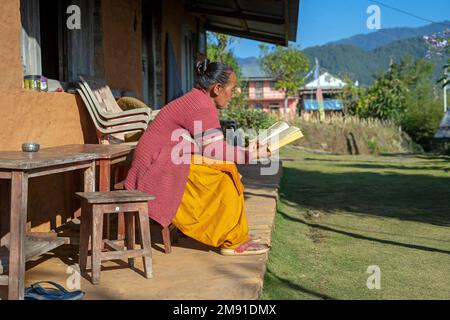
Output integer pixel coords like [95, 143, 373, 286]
[125, 88, 249, 227]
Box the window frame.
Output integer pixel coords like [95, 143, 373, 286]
[20, 0, 96, 85]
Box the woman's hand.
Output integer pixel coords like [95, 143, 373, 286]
[249, 142, 272, 161]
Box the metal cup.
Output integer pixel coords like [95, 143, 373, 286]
[22, 143, 40, 152]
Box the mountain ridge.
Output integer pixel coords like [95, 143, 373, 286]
[237, 21, 449, 85]
[326, 21, 449, 51]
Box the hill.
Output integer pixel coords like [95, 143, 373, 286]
[237, 21, 449, 86]
[327, 21, 449, 51]
[303, 37, 447, 85]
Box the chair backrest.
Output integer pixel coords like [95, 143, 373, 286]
[78, 82, 147, 125]
[76, 88, 104, 133]
[78, 84, 109, 126]
[79, 75, 124, 114]
[76, 88, 146, 144]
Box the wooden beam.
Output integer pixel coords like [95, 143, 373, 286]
[0, 172, 12, 179]
[283, 0, 290, 45]
[28, 162, 94, 178]
[187, 6, 285, 25]
[206, 25, 285, 45]
[233, 0, 249, 32]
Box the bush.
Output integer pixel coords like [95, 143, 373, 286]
[341, 58, 445, 151]
[220, 106, 277, 132]
[401, 96, 443, 151]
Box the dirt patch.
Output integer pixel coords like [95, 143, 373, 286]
[306, 227, 325, 243]
[304, 210, 325, 220]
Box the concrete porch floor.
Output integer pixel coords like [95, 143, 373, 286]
[1, 163, 282, 300]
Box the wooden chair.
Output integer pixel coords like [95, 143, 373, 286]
[76, 191, 155, 285]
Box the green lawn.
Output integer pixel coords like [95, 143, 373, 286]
[262, 147, 450, 300]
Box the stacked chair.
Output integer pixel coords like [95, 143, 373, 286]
[77, 76, 174, 254]
[77, 75, 159, 145]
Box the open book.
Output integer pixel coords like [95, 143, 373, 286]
[251, 121, 304, 152]
[181, 121, 303, 153]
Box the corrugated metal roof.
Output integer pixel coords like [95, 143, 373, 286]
[188, 0, 300, 46]
[240, 60, 273, 80]
[303, 72, 347, 90]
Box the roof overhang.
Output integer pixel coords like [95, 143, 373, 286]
[187, 0, 300, 46]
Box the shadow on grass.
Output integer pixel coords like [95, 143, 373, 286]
[264, 267, 335, 300]
[280, 166, 450, 227]
[278, 210, 450, 255]
[335, 163, 449, 171]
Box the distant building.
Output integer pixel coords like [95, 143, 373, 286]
[240, 61, 298, 118]
[299, 72, 346, 117]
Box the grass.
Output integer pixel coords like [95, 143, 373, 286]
[261, 146, 450, 300]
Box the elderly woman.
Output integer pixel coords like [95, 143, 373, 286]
[125, 60, 270, 256]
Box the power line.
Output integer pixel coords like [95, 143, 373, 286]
[370, 0, 450, 28]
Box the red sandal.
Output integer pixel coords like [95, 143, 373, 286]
[220, 240, 270, 256]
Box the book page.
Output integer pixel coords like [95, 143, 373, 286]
[252, 121, 290, 145]
[267, 126, 304, 152]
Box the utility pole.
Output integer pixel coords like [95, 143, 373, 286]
[444, 67, 448, 113]
[315, 58, 325, 121]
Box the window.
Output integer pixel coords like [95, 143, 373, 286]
[255, 103, 263, 110]
[269, 104, 280, 113]
[181, 26, 195, 93]
[20, 0, 96, 82]
[255, 81, 264, 99]
[39, 0, 62, 80]
[269, 81, 276, 90]
[241, 83, 249, 97]
[141, 0, 162, 107]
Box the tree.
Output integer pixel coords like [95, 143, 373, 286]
[206, 33, 276, 134]
[354, 57, 443, 150]
[339, 74, 367, 116]
[424, 29, 449, 87]
[401, 59, 444, 150]
[207, 32, 241, 79]
[358, 59, 411, 122]
[206, 32, 246, 110]
[259, 44, 310, 116]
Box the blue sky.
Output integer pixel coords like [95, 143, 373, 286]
[230, 0, 450, 58]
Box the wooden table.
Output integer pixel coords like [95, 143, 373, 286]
[41, 144, 136, 238]
[0, 149, 97, 300]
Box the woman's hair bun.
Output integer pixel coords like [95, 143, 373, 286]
[195, 60, 234, 90]
[196, 59, 209, 76]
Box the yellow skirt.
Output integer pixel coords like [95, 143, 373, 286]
[172, 156, 250, 249]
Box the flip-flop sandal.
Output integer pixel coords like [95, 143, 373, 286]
[24, 281, 85, 300]
[220, 241, 270, 256]
[248, 234, 262, 243]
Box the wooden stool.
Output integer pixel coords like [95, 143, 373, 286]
[76, 191, 155, 285]
[113, 180, 174, 254]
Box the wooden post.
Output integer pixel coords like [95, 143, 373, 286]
[125, 212, 135, 267]
[8, 171, 28, 300]
[137, 204, 153, 279]
[99, 160, 111, 238]
[91, 204, 103, 285]
[79, 201, 91, 273]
